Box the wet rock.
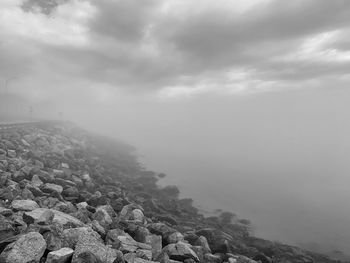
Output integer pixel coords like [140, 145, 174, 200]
[46, 247, 73, 263]
[11, 199, 39, 211]
[162, 242, 199, 262]
[1, 232, 46, 263]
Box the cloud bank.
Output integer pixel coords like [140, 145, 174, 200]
[1, 0, 350, 100]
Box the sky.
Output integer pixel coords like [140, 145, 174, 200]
[1, 0, 350, 258]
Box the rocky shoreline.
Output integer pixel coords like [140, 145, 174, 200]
[0, 122, 345, 263]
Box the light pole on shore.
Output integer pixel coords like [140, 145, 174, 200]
[3, 77, 18, 120]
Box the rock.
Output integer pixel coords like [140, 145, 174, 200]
[71, 228, 119, 263]
[75, 251, 102, 263]
[131, 209, 145, 223]
[31, 175, 44, 188]
[1, 232, 46, 263]
[24, 209, 54, 225]
[204, 253, 221, 263]
[42, 183, 63, 194]
[23, 208, 84, 228]
[167, 232, 184, 244]
[46, 247, 74, 263]
[0, 207, 13, 217]
[163, 242, 199, 262]
[0, 216, 15, 241]
[11, 200, 39, 211]
[7, 150, 16, 158]
[195, 236, 211, 254]
[92, 207, 112, 229]
[195, 229, 232, 254]
[145, 235, 162, 260]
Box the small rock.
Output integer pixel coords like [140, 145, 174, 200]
[42, 183, 63, 194]
[7, 150, 16, 158]
[163, 242, 199, 262]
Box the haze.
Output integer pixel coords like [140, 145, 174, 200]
[1, 0, 350, 257]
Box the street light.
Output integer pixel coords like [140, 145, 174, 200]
[4, 77, 18, 94]
[2, 76, 18, 120]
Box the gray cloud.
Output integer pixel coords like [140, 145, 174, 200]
[2, 0, 350, 95]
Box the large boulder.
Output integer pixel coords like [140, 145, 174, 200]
[1, 232, 46, 263]
[11, 200, 39, 211]
[71, 228, 120, 263]
[23, 208, 84, 228]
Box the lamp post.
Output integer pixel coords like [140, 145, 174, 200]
[3, 77, 18, 120]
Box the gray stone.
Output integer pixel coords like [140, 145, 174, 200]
[24, 208, 84, 228]
[71, 228, 119, 263]
[11, 200, 39, 211]
[42, 183, 63, 194]
[46, 247, 74, 263]
[1, 232, 46, 263]
[163, 242, 199, 262]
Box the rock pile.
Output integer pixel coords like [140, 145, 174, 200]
[0, 122, 343, 263]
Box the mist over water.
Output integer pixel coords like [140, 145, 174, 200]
[69, 87, 350, 254]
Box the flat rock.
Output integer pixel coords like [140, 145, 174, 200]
[46, 247, 74, 263]
[1, 232, 46, 263]
[24, 208, 84, 228]
[11, 200, 39, 211]
[163, 242, 199, 262]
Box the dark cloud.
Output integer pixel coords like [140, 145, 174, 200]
[21, 0, 69, 15]
[3, 0, 350, 95]
[90, 0, 158, 42]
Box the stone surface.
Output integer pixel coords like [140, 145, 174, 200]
[11, 200, 39, 211]
[1, 232, 46, 263]
[24, 208, 84, 228]
[46, 247, 74, 263]
[163, 242, 199, 262]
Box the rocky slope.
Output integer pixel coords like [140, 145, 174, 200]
[0, 122, 345, 263]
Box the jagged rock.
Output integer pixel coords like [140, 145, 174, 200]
[229, 255, 258, 263]
[23, 208, 84, 228]
[70, 227, 120, 263]
[42, 223, 64, 251]
[167, 232, 184, 244]
[42, 183, 64, 194]
[1, 232, 46, 263]
[162, 242, 199, 262]
[120, 204, 144, 221]
[146, 235, 162, 260]
[147, 223, 177, 245]
[23, 208, 54, 225]
[0, 216, 15, 241]
[195, 236, 211, 254]
[31, 175, 44, 188]
[204, 253, 222, 263]
[91, 220, 106, 238]
[195, 229, 232, 254]
[131, 209, 145, 224]
[11, 199, 39, 211]
[0, 207, 13, 217]
[7, 150, 16, 158]
[74, 251, 102, 263]
[46, 247, 74, 263]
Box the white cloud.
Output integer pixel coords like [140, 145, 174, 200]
[0, 0, 96, 47]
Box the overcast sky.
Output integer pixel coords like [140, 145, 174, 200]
[2, 0, 350, 256]
[1, 0, 350, 101]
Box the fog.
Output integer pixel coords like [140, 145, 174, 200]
[2, 0, 350, 258]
